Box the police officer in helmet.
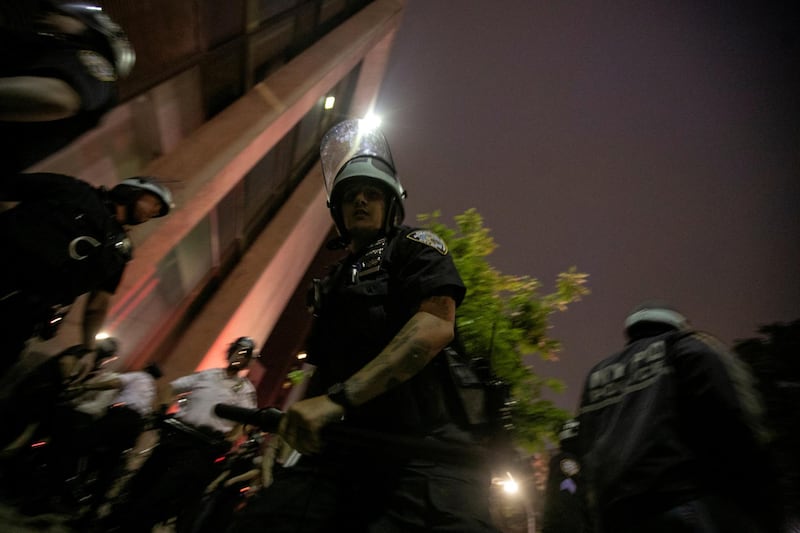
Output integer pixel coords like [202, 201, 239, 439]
[0, 172, 173, 376]
[105, 336, 257, 533]
[229, 119, 498, 533]
[0, 1, 137, 172]
[541, 418, 592, 533]
[576, 300, 783, 532]
[0, 0, 136, 123]
[227, 336, 256, 369]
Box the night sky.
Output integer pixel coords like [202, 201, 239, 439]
[375, 1, 800, 411]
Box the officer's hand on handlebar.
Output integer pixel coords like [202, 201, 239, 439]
[279, 395, 344, 455]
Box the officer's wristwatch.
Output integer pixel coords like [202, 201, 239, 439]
[326, 382, 353, 410]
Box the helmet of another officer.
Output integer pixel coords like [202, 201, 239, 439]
[558, 418, 581, 457]
[319, 119, 406, 241]
[624, 300, 689, 340]
[95, 336, 119, 366]
[558, 418, 580, 443]
[47, 0, 136, 77]
[144, 362, 163, 379]
[109, 176, 174, 224]
[227, 336, 256, 363]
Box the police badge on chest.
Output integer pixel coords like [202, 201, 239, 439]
[350, 237, 386, 283]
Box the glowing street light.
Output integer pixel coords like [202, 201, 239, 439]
[502, 472, 519, 495]
[358, 113, 382, 132]
[324, 96, 336, 110]
[492, 472, 519, 495]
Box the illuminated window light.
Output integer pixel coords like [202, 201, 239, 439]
[324, 96, 336, 110]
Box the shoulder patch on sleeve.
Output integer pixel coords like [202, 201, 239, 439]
[406, 229, 448, 255]
[78, 50, 117, 82]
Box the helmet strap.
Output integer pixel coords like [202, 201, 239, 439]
[383, 196, 398, 235]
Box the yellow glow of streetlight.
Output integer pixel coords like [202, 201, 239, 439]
[324, 96, 335, 110]
[358, 113, 382, 132]
[503, 478, 519, 494]
[492, 472, 519, 496]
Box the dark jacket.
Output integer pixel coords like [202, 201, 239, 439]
[0, 172, 130, 305]
[577, 329, 781, 531]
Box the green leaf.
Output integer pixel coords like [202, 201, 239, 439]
[420, 209, 590, 451]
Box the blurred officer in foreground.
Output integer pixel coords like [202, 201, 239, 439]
[64, 361, 164, 520]
[0, 0, 135, 172]
[0, 337, 120, 454]
[105, 337, 257, 532]
[0, 173, 173, 376]
[576, 301, 783, 532]
[0, 337, 120, 518]
[228, 119, 498, 532]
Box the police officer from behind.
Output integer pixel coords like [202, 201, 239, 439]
[575, 301, 782, 533]
[229, 119, 498, 533]
[0, 173, 173, 376]
[106, 337, 257, 533]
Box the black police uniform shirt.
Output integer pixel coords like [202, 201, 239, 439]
[0, 172, 130, 306]
[307, 225, 466, 436]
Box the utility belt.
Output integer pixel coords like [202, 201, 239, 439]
[161, 416, 230, 455]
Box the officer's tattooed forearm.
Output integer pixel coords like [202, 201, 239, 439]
[346, 318, 435, 403]
[421, 295, 456, 321]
